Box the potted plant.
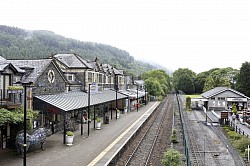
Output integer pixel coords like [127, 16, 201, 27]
[66, 131, 74, 146]
[124, 106, 128, 114]
[116, 108, 120, 119]
[7, 86, 24, 93]
[96, 117, 102, 130]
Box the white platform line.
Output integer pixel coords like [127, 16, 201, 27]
[87, 102, 159, 166]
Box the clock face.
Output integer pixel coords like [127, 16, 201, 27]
[48, 70, 55, 83]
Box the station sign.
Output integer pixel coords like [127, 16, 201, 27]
[221, 111, 229, 119]
[227, 98, 247, 102]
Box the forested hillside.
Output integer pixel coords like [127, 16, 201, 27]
[0, 25, 156, 76]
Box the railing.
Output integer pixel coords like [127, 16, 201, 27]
[0, 88, 22, 109]
[229, 120, 250, 138]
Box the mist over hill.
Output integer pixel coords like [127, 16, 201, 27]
[0, 25, 159, 76]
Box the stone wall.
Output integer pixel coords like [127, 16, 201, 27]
[32, 62, 67, 96]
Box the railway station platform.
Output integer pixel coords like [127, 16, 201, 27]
[0, 101, 160, 166]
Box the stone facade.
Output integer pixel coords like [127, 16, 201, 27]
[32, 62, 67, 96]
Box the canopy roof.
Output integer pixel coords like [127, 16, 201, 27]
[34, 90, 128, 112]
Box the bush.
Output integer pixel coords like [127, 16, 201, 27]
[171, 129, 179, 143]
[233, 137, 250, 153]
[227, 131, 242, 140]
[222, 126, 234, 131]
[162, 148, 182, 166]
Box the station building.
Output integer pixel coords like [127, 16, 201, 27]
[201, 87, 250, 111]
[0, 54, 147, 148]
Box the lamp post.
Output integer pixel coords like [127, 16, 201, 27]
[137, 84, 139, 112]
[144, 85, 147, 105]
[115, 74, 118, 119]
[22, 82, 32, 166]
[88, 83, 91, 137]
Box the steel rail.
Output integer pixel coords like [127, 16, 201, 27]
[192, 110, 222, 166]
[124, 95, 170, 166]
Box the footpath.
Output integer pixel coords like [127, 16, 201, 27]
[0, 101, 159, 166]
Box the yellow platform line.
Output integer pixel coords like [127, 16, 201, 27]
[87, 102, 159, 166]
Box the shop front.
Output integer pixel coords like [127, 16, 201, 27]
[227, 97, 248, 111]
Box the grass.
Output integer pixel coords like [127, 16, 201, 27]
[185, 94, 201, 98]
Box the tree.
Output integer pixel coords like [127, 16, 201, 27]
[236, 62, 250, 97]
[173, 68, 196, 94]
[144, 77, 164, 96]
[194, 71, 210, 94]
[162, 148, 182, 166]
[232, 103, 237, 115]
[143, 69, 172, 97]
[203, 68, 232, 92]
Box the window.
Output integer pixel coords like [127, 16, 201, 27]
[88, 72, 92, 83]
[67, 74, 74, 81]
[0, 74, 11, 99]
[99, 74, 103, 83]
[218, 97, 225, 100]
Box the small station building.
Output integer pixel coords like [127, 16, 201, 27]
[198, 87, 250, 112]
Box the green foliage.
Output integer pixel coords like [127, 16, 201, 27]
[96, 117, 102, 123]
[171, 129, 179, 143]
[232, 103, 237, 114]
[7, 86, 24, 90]
[162, 148, 182, 166]
[236, 61, 250, 97]
[203, 68, 237, 92]
[143, 70, 171, 97]
[0, 107, 39, 132]
[227, 131, 242, 140]
[222, 126, 234, 132]
[186, 96, 191, 111]
[172, 68, 196, 94]
[66, 131, 74, 136]
[233, 137, 250, 153]
[0, 25, 156, 76]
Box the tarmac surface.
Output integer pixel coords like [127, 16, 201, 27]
[0, 101, 159, 166]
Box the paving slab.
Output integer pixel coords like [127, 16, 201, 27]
[0, 101, 159, 166]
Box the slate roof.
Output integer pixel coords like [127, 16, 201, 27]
[34, 90, 128, 111]
[201, 87, 250, 99]
[119, 89, 146, 99]
[7, 59, 52, 83]
[102, 64, 122, 75]
[0, 57, 25, 73]
[54, 54, 92, 69]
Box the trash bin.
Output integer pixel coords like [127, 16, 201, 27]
[105, 115, 110, 124]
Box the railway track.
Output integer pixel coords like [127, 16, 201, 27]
[182, 109, 204, 165]
[192, 110, 222, 166]
[116, 94, 174, 166]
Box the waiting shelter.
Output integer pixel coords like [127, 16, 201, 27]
[33, 89, 128, 144]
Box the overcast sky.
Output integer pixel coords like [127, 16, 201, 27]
[1, 0, 250, 73]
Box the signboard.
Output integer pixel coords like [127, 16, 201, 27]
[221, 111, 229, 119]
[90, 82, 98, 94]
[227, 98, 247, 102]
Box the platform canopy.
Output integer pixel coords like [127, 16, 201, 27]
[34, 90, 128, 112]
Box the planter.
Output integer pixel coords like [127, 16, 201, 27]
[96, 122, 101, 129]
[66, 135, 74, 146]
